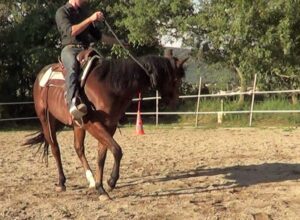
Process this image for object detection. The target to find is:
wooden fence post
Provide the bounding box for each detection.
[249,74,257,126]
[156,90,159,127]
[195,76,202,127]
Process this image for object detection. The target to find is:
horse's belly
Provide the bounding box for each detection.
[47,87,72,125]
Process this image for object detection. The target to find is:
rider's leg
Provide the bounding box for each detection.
[61,46,87,118]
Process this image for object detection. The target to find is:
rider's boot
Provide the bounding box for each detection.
[69,96,87,119]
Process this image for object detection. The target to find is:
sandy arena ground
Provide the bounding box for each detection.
[0,127,300,219]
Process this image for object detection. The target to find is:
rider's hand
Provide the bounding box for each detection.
[89,11,104,22]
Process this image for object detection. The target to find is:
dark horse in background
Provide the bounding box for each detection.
[23,51,187,199]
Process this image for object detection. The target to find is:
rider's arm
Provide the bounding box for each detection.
[56,8,103,38]
[71,17,93,37]
[55,8,72,39]
[72,12,104,36]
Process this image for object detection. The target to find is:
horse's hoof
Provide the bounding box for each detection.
[107,179,116,191]
[98,193,112,202]
[86,187,97,195]
[55,185,66,192]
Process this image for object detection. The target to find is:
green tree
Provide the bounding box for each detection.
[186,0,300,104]
[0,1,61,100]
[0,0,193,120]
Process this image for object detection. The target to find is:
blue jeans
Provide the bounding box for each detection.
[61,45,84,107]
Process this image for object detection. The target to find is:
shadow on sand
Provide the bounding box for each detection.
[118,163,300,198]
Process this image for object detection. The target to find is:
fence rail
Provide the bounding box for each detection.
[1,75,300,126]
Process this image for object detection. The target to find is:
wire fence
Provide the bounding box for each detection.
[1,75,300,126]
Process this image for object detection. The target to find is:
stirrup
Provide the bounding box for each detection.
[69,102,87,119]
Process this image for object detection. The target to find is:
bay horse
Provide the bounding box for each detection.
[23,52,187,199]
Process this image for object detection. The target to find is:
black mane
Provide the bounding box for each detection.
[93,55,173,94]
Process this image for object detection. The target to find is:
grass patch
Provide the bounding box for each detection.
[1,97,299,130]
[175,97,300,127]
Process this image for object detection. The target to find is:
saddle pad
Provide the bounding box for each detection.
[39,67,64,87]
[39,56,101,87]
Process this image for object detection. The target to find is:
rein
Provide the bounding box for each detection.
[104,20,151,75]
[104,21,146,134]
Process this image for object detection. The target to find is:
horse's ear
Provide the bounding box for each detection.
[176,57,189,68]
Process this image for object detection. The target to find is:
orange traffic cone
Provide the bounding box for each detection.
[136,110,145,135]
[136,92,144,135]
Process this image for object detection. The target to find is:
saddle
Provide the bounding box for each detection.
[39,48,102,88]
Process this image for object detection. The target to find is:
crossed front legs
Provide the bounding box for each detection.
[73,127,96,189]
[75,122,122,199]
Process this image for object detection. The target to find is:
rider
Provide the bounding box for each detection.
[55,0,121,119]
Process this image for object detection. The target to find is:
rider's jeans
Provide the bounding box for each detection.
[61,45,84,108]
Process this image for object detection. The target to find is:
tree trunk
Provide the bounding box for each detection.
[234,66,246,105]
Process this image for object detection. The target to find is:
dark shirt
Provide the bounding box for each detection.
[55,3,102,47]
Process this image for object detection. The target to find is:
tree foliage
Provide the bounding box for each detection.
[0,0,192,119]
[1,0,300,121]
[185,0,300,103]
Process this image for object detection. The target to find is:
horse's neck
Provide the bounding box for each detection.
[86,60,152,114]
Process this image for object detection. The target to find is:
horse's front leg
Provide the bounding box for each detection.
[107,150,121,191]
[104,126,119,191]
[95,143,109,197]
[85,121,123,197]
[73,127,96,189]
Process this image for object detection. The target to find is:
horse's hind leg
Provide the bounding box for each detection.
[39,112,66,192]
[73,126,96,189]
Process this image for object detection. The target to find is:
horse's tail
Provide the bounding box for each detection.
[22,121,65,166]
[22,131,49,166]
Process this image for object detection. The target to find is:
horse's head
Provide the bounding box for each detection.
[140,54,187,107]
[159,56,188,107]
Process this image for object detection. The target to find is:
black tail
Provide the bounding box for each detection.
[22,131,49,166]
[22,121,65,166]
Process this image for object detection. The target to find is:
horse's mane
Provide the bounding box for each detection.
[93,55,173,94]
